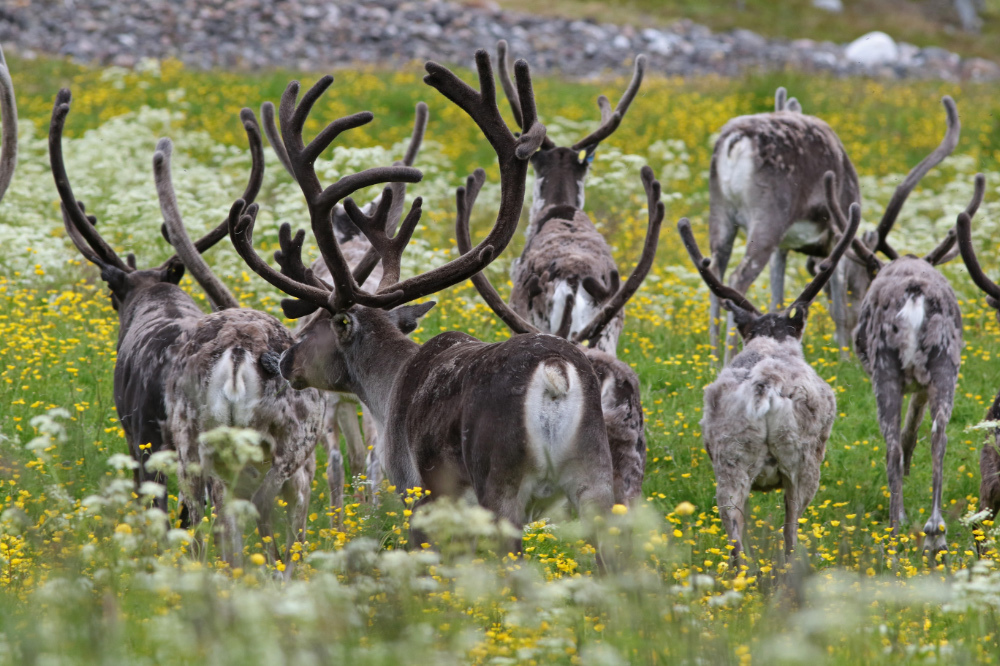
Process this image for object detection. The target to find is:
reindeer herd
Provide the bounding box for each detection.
[0,41,998,571]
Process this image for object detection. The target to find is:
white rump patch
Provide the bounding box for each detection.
[547,279,602,341]
[207,348,262,427]
[524,361,584,470]
[717,135,755,204]
[897,295,926,369]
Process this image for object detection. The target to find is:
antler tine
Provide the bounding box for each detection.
[573,165,663,346]
[874,95,961,259]
[274,223,329,288]
[956,175,1000,306]
[922,171,983,266]
[49,88,131,273]
[343,186,424,291]
[496,40,556,151]
[273,76,423,311]
[570,54,646,152]
[385,101,430,235]
[824,171,881,279]
[228,200,335,317]
[153,137,240,311]
[775,86,787,112]
[158,107,265,271]
[455,168,540,335]
[61,203,104,267]
[792,202,861,309]
[261,101,294,176]
[677,218,760,314]
[0,44,18,205]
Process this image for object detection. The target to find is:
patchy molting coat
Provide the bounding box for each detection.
[164,308,324,562]
[701,335,835,561]
[982,394,1000,521]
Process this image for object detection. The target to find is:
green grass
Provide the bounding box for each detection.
[1,54,1000,663]
[493,0,1000,61]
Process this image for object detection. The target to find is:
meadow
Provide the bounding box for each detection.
[1,53,1000,663]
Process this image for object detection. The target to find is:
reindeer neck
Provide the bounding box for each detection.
[116,283,203,346]
[343,333,420,427]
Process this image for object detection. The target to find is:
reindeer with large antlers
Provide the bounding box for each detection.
[954,177,1000,526]
[453,165,662,504]
[496,40,647,354]
[0,44,17,206]
[230,51,616,556]
[50,89,256,510]
[678,202,860,565]
[706,89,959,363]
[825,163,980,555]
[264,101,430,510]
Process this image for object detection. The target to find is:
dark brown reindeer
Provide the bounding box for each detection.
[678,200,860,566]
[952,174,1000,525]
[153,134,328,567]
[452,165,662,504]
[265,100,430,511]
[229,52,615,556]
[496,40,647,354]
[825,168,982,556]
[707,90,958,362]
[50,89,263,511]
[0,44,17,205]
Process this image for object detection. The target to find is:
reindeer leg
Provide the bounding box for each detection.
[768,248,788,311]
[708,204,737,361]
[901,390,929,476]
[337,399,367,477]
[209,477,242,567]
[325,437,345,529]
[281,469,312,579]
[716,471,751,569]
[923,368,955,560]
[251,466,286,564]
[873,361,906,532]
[826,265,850,356]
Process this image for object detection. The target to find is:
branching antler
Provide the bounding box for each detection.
[571,165,663,346]
[570,54,646,152]
[343,187,423,291]
[0,44,17,205]
[678,219,760,315]
[154,138,240,311]
[790,200,860,310]
[824,171,882,280]
[954,174,999,308]
[873,96,961,260]
[924,172,984,266]
[496,40,556,151]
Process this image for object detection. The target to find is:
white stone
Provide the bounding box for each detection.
[844,31,899,66]
[812,0,843,12]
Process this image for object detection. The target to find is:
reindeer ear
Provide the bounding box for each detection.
[388,301,435,335]
[100,265,129,295]
[163,261,185,285]
[722,299,757,337]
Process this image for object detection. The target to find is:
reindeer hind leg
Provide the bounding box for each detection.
[922,367,956,560]
[901,390,928,477]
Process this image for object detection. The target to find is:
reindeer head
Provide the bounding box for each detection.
[678,201,861,346]
[51,89,264,314]
[496,41,645,223]
[0,44,18,207]
[228,51,545,395]
[820,95,963,324]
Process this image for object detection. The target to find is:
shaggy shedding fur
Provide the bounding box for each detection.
[702,335,835,564]
[0,44,17,205]
[708,108,860,359]
[982,394,1000,523]
[587,349,646,504]
[510,209,623,353]
[853,257,961,551]
[165,309,324,565]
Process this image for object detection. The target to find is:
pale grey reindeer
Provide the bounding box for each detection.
[496,40,647,354]
[678,201,860,566]
[709,93,961,362]
[949,175,1000,526]
[453,165,662,504]
[153,133,330,568]
[264,100,429,514]
[0,44,16,205]
[825,167,982,555]
[50,89,262,514]
[229,52,615,556]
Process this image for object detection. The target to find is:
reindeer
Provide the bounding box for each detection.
[264,100,429,512]
[825,166,982,556]
[452,165,662,504]
[0,44,17,205]
[229,52,615,556]
[153,135,328,567]
[949,176,1000,525]
[495,40,646,355]
[49,89,265,511]
[677,199,860,566]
